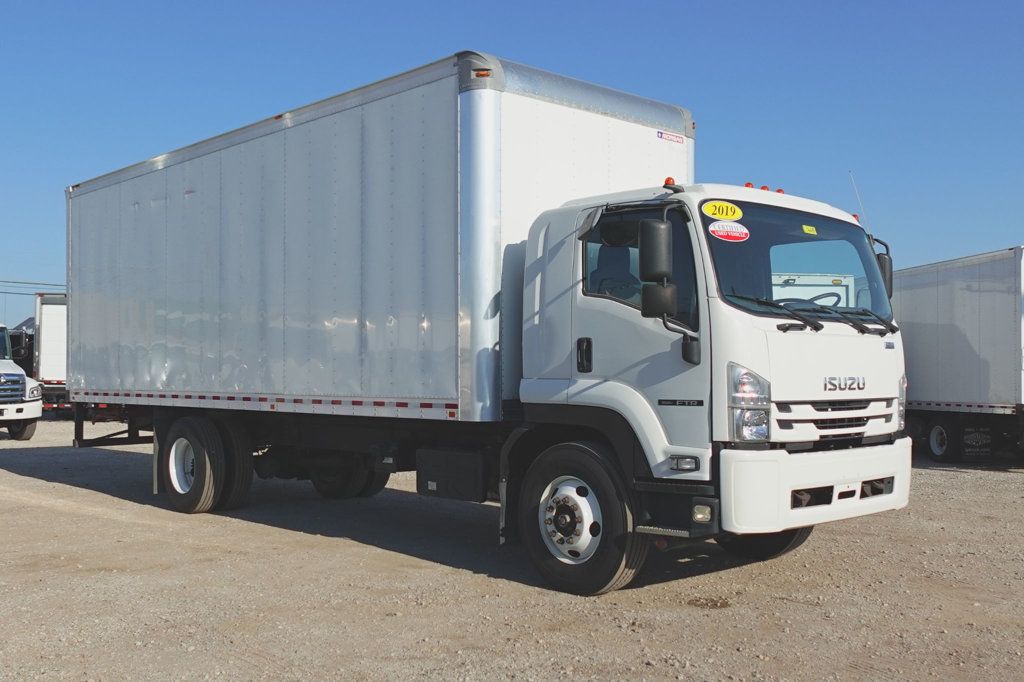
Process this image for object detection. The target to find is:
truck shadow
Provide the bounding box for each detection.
[0,444,747,591]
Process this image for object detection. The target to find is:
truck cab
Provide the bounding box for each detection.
[516,181,910,577]
[0,325,42,440]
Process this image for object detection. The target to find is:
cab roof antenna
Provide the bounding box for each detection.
[848,170,874,239]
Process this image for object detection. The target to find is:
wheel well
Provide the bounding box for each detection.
[500,414,638,544]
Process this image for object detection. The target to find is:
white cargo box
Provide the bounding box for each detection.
[34,293,67,385]
[67,51,694,422]
[892,247,1023,414]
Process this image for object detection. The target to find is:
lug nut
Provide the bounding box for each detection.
[544,518,553,525]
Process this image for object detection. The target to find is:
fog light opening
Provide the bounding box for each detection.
[692,504,712,523]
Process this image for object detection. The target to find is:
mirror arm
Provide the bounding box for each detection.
[661,314,698,340]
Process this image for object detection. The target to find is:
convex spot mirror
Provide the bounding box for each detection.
[641,282,677,318]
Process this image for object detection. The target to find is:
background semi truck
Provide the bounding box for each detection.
[68,51,911,594]
[0,325,42,440]
[893,247,1024,461]
[33,293,69,410]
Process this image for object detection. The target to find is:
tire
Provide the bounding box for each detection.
[8,419,37,441]
[518,441,648,595]
[310,464,371,499]
[214,420,254,510]
[160,416,226,513]
[926,418,962,462]
[358,470,390,498]
[716,526,813,561]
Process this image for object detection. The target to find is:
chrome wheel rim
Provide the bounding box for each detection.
[538,476,603,564]
[169,437,197,494]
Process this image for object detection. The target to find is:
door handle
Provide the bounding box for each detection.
[577,337,593,373]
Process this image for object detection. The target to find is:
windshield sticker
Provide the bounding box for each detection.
[702,200,743,221]
[802,224,818,235]
[708,221,749,242]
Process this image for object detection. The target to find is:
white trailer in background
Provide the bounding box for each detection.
[34,293,69,409]
[68,51,910,594]
[893,247,1024,461]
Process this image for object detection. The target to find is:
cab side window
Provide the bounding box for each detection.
[583,208,700,331]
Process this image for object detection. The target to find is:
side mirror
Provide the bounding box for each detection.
[639,219,672,282]
[641,282,677,318]
[682,336,701,365]
[12,346,27,360]
[876,252,893,299]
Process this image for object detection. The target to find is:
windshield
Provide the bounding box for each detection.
[0,330,9,360]
[700,199,893,322]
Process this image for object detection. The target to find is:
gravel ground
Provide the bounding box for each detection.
[1,419,1022,680]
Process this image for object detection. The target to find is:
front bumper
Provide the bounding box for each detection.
[720,437,911,533]
[0,399,43,422]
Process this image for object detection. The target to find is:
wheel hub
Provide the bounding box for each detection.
[169,437,197,494]
[539,477,602,564]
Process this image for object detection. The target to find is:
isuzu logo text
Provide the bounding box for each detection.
[823,376,866,391]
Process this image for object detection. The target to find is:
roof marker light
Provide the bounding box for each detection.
[776,188,785,194]
[760,185,770,191]
[852,213,860,222]
[744,182,754,188]
[473,69,492,78]
[664,176,675,186]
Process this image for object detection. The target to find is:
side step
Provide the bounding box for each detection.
[635,525,691,538]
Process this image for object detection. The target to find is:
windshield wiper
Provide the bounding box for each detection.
[847,307,899,334]
[724,294,824,331]
[784,303,885,336]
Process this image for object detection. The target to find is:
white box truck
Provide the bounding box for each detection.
[68,51,911,594]
[0,325,42,440]
[33,293,69,409]
[893,247,1024,461]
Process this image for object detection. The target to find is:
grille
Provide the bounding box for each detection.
[813,417,869,430]
[0,374,26,403]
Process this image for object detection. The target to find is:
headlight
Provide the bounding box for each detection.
[28,384,42,399]
[897,374,907,431]
[729,363,770,442]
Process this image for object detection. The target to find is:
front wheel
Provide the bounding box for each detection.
[7,419,37,441]
[518,441,648,595]
[715,526,813,561]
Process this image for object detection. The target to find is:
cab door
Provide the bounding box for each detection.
[569,204,712,480]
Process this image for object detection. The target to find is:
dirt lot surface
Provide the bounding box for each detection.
[1,420,1022,680]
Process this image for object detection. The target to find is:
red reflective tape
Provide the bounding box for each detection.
[420,402,433,409]
[242,396,252,402]
[227,396,236,401]
[275,397,285,403]
[102,392,109,396]
[396,401,408,408]
[112,392,120,397]
[331,399,342,405]
[146,394,154,398]
[258,397,268,403]
[445,403,458,410]
[158,394,166,398]
[312,399,322,405]
[352,400,363,406]
[198,395,207,400]
[373,401,385,407]
[212,396,221,400]
[171,394,179,399]
[293,398,303,404]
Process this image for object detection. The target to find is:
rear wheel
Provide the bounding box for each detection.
[310,464,371,499]
[358,470,390,497]
[518,441,648,595]
[716,526,813,561]
[215,420,254,510]
[160,416,226,513]
[927,418,962,462]
[7,419,37,441]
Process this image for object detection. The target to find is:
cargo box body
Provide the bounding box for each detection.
[67,51,693,422]
[892,247,1024,413]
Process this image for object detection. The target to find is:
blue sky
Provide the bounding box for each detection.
[1,0,1021,325]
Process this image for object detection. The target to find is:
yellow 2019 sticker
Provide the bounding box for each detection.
[802,225,818,235]
[702,200,743,221]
